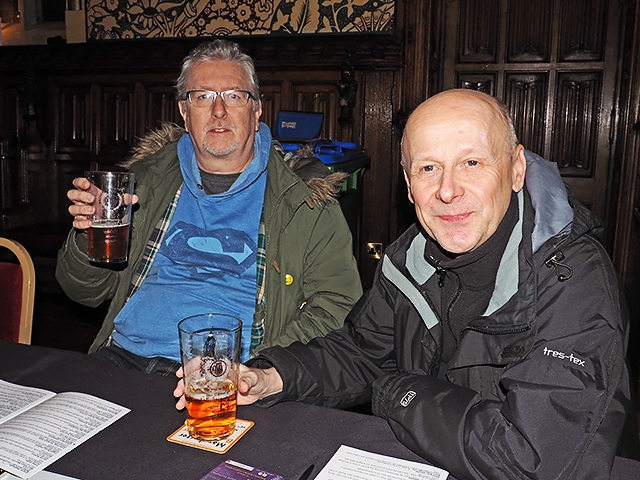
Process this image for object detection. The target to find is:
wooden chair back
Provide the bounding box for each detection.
[0,237,35,344]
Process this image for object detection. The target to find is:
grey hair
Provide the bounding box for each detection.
[176,39,260,110]
[494,97,519,158]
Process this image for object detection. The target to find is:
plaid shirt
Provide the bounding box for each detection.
[124,184,268,352]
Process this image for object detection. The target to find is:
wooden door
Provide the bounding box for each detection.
[442,0,622,221]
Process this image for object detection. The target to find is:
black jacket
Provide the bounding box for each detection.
[253,151,630,479]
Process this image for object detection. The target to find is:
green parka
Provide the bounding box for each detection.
[55,124,363,355]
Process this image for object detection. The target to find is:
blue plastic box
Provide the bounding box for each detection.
[273,111,324,139]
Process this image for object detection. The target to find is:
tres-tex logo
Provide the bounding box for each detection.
[542,346,586,367]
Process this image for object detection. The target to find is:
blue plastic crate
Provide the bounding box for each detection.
[273,111,324,139]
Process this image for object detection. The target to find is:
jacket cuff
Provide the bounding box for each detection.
[371,371,410,419]
[74,229,89,253]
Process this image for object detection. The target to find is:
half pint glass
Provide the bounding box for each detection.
[85,171,135,263]
[178,314,242,441]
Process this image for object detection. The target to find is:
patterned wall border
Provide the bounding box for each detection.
[86,0,395,40]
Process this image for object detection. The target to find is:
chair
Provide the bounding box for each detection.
[0,237,35,344]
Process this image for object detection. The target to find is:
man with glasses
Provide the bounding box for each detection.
[56,39,362,374]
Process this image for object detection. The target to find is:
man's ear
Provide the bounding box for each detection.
[253,101,262,132]
[403,169,415,204]
[178,101,189,132]
[511,145,527,192]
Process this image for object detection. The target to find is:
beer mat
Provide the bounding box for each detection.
[198,459,285,480]
[167,419,254,453]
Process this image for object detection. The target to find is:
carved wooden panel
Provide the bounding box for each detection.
[456,73,496,95]
[443,0,621,221]
[54,83,92,155]
[258,72,343,140]
[0,83,21,213]
[551,72,601,177]
[0,84,21,148]
[360,70,397,288]
[457,0,500,63]
[257,83,284,133]
[611,2,640,289]
[293,84,339,139]
[0,155,16,211]
[140,82,182,132]
[504,73,548,154]
[558,0,608,62]
[97,83,136,160]
[507,0,552,62]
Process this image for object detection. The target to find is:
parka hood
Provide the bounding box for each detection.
[523,149,604,252]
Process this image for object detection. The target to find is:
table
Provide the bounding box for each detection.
[1,341,639,480]
[0,342,442,480]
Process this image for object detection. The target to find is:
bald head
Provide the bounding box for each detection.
[401,89,518,172]
[400,89,526,254]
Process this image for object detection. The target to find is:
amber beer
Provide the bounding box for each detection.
[184,378,237,441]
[178,314,242,441]
[85,171,135,263]
[87,221,131,263]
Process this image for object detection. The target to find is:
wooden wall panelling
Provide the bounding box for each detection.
[507,0,552,63]
[258,82,285,131]
[53,78,93,222]
[138,77,183,134]
[0,82,22,216]
[293,81,339,140]
[257,71,346,138]
[0,76,49,230]
[558,0,608,62]
[551,72,601,175]
[97,81,137,163]
[504,73,548,156]
[391,0,446,241]
[456,73,496,95]
[442,0,621,222]
[457,0,500,64]
[395,0,431,114]
[359,70,397,289]
[257,70,369,271]
[53,80,93,158]
[612,0,640,288]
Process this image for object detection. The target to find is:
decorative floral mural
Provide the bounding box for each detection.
[86,0,395,40]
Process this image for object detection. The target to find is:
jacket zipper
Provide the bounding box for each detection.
[464,323,531,336]
[422,287,443,376]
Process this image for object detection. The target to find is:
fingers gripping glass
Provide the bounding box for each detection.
[186,89,254,108]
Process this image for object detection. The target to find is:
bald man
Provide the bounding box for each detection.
[175,89,631,479]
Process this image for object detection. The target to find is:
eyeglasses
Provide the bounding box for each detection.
[185,89,255,108]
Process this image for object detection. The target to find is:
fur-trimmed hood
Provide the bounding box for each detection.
[122,122,349,207]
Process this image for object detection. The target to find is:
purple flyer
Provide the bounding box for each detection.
[199,459,285,480]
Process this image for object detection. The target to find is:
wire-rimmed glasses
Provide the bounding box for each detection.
[186,89,254,108]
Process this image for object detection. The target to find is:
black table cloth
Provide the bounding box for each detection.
[1,341,638,480]
[0,342,439,480]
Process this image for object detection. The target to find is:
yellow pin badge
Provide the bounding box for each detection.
[285,274,294,286]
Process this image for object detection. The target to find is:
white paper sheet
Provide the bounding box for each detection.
[314,445,448,480]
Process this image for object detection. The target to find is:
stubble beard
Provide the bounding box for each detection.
[201,126,238,158]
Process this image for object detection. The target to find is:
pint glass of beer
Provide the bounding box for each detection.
[85,171,135,263]
[178,314,242,441]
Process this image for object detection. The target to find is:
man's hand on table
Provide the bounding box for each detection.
[173,364,284,410]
